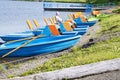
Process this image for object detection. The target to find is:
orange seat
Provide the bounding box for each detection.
[73,13,79,19]
[66,19,76,28]
[48,24,60,36]
[79,15,87,22]
[73,12,82,19]
[92,11,100,16]
[62,22,73,31]
[96,11,100,15]
[66,19,73,23]
[73,12,87,22]
[75,12,82,16]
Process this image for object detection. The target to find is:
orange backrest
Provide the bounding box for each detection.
[66,19,73,23]
[79,15,87,22]
[63,22,73,31]
[92,11,100,16]
[96,11,100,14]
[66,19,76,28]
[75,12,82,16]
[91,11,96,16]
[73,13,79,18]
[73,12,82,19]
[48,24,60,36]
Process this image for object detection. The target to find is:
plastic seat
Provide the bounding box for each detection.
[48,24,60,36]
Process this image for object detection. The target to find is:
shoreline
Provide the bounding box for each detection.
[0,1,119,79]
[0,21,100,79]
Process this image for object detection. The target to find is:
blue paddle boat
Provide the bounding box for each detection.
[0,26,51,42]
[0,24,81,57]
[0,21,88,42]
[0,19,52,42]
[59,22,88,35]
[74,17,97,27]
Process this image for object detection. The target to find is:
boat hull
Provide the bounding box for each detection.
[74,17,97,27]
[0,26,51,42]
[0,31,34,41]
[0,35,80,57]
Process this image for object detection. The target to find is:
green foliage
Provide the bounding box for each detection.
[112,8,120,13]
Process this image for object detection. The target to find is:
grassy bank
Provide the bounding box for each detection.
[112,8,120,13]
[20,14,120,76]
[99,14,120,34]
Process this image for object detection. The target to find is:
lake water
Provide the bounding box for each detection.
[0,1,87,42]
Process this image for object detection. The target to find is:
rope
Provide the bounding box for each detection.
[6,36,33,44]
[1,34,42,58]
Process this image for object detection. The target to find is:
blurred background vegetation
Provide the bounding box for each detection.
[16,0,120,5]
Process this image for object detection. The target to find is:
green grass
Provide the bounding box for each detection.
[20,37,120,76]
[0,64,7,72]
[7,75,15,78]
[0,64,3,72]
[99,14,120,34]
[19,14,120,77]
[112,8,120,13]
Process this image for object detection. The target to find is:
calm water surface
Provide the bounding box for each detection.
[0,1,88,42]
[0,1,75,35]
